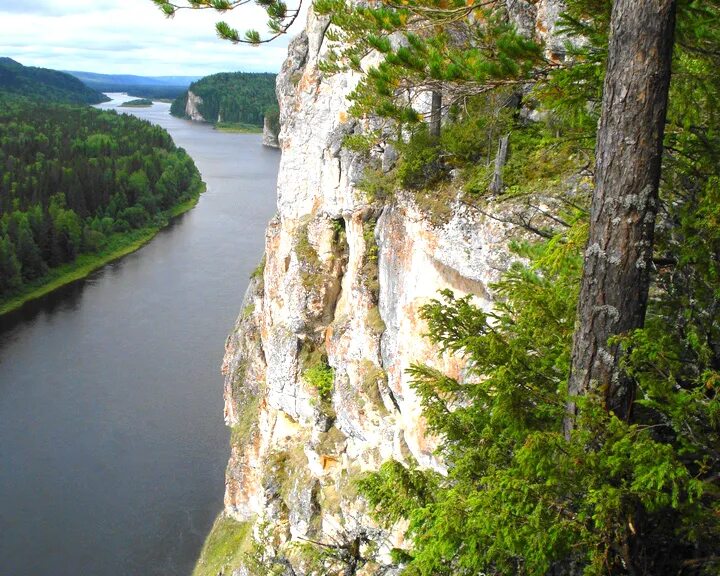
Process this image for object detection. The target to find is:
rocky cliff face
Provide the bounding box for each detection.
[262,115,280,148]
[202,3,566,575]
[185,90,205,122]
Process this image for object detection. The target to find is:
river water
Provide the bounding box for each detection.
[0,94,279,575]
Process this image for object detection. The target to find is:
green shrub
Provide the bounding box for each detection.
[358,167,396,203]
[251,256,265,280]
[304,361,335,401]
[395,125,443,190]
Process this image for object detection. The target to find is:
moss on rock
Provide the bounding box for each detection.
[192,515,253,576]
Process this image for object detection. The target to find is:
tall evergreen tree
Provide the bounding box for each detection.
[566,0,677,427]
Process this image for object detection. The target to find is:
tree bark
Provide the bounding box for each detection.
[489,133,510,195]
[565,0,677,435]
[429,90,442,138]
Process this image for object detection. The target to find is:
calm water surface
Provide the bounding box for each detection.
[0,94,279,575]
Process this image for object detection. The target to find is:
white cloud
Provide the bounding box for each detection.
[0,0,306,75]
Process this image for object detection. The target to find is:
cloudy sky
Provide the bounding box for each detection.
[0,0,306,76]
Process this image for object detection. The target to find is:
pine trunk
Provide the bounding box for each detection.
[566,0,677,433]
[489,134,509,195]
[429,90,442,138]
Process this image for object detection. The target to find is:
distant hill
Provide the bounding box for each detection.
[66,71,201,100]
[170,72,277,127]
[0,57,108,104]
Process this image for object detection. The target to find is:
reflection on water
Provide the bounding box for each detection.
[0,209,192,343]
[0,94,279,576]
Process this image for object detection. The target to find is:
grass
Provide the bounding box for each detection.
[250,255,266,280]
[192,515,253,576]
[0,192,201,317]
[295,221,326,289]
[214,122,263,134]
[230,393,260,448]
[264,443,311,505]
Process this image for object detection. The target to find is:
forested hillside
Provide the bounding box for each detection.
[0,96,203,309]
[0,58,108,105]
[170,72,277,126]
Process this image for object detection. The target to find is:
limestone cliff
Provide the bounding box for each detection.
[185,90,205,122]
[263,115,280,148]
[199,3,567,575]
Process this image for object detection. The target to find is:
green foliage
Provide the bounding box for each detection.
[238,520,292,576]
[170,71,277,126]
[531,0,611,132]
[314,0,544,130]
[354,7,720,568]
[264,442,312,508]
[153,0,302,45]
[357,167,394,204]
[119,98,153,107]
[214,121,263,133]
[435,90,515,167]
[192,515,253,576]
[169,1,720,573]
[230,392,260,447]
[264,104,280,134]
[0,96,203,306]
[304,360,334,402]
[360,226,719,574]
[295,221,323,288]
[250,255,266,280]
[0,57,108,105]
[394,125,443,190]
[66,70,193,100]
[499,121,591,197]
[361,216,381,300]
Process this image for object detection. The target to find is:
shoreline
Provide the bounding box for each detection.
[0,192,202,317]
[214,123,262,134]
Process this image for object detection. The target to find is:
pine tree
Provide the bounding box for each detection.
[150,0,303,44]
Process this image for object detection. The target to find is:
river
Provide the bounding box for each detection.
[0,94,279,575]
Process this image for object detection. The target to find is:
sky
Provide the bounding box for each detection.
[0,0,306,76]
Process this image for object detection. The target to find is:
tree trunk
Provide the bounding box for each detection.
[489,134,510,195]
[565,0,677,434]
[429,90,442,138]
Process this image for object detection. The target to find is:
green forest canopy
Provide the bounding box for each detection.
[0,57,108,105]
[0,94,203,301]
[170,71,277,126]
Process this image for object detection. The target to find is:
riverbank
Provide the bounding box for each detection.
[214,122,262,133]
[0,191,202,317]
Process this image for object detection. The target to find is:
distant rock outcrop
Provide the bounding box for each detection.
[170,72,277,128]
[184,90,205,122]
[262,113,280,148]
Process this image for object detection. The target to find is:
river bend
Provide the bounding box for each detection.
[0,94,279,576]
